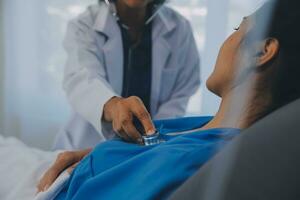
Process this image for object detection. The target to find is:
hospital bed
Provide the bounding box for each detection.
[170,98,300,200]
[2,99,299,200]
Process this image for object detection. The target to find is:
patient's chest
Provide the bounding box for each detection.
[57,117,240,200]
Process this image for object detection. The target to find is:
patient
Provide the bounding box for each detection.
[36,0,300,199]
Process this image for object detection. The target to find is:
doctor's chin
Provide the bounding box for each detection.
[0,0,299,200]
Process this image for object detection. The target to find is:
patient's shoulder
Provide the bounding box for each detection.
[154,116,213,133]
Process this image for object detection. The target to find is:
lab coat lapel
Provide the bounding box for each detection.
[92,4,177,109]
[151,10,176,115]
[93,4,123,95]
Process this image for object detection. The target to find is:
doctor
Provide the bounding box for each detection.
[54,0,200,150]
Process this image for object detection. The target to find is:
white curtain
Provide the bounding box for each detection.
[1,0,264,149]
[2,0,96,149]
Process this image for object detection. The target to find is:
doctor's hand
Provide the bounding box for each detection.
[37,148,92,193]
[103,96,156,144]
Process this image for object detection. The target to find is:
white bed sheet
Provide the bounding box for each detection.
[0,135,69,200]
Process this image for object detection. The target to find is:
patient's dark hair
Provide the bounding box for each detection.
[249,0,300,123]
[267,0,300,108]
[98,0,166,5]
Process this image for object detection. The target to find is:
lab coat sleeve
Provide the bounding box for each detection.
[154,22,201,119]
[63,20,116,137]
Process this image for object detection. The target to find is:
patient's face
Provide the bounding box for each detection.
[207,17,253,97]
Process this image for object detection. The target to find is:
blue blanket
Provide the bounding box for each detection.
[56,117,240,200]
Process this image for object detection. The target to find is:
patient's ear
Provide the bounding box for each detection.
[254,38,279,68]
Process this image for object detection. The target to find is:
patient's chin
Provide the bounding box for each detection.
[206,78,222,97]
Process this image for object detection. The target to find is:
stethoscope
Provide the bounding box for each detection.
[104,0,164,29]
[142,129,198,146]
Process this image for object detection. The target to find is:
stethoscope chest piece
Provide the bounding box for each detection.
[142,131,165,146]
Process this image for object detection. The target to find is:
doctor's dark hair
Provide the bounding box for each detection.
[248,0,300,124]
[98,0,166,6]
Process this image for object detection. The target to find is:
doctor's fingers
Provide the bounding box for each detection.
[112,119,132,142]
[113,113,143,143]
[118,110,144,142]
[129,99,155,135]
[121,121,144,144]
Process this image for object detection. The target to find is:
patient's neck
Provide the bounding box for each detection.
[202,81,255,130]
[201,94,234,130]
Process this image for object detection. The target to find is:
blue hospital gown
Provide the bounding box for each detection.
[55,117,240,200]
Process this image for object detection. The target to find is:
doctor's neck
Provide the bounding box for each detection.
[115,1,148,31]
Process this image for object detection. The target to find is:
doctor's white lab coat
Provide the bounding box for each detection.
[54,3,200,150]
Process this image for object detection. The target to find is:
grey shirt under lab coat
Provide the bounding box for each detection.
[54,3,201,150]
